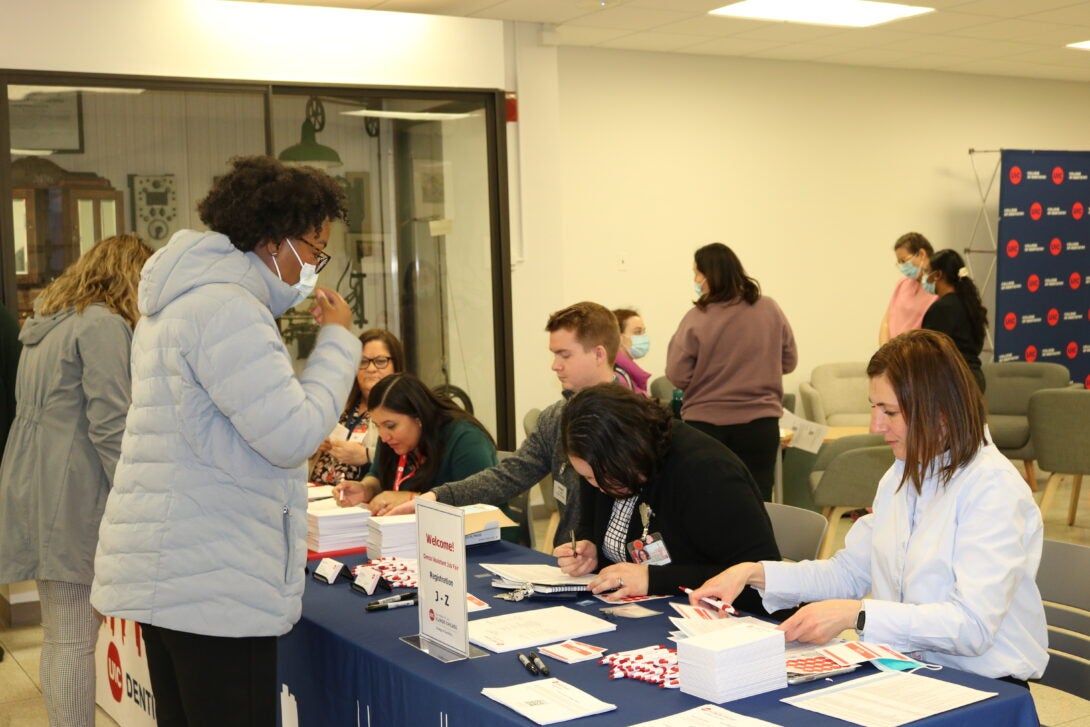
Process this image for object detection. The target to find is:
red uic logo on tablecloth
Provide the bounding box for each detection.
[1027,274,1040,293]
[1050,238,1062,256]
[1009,166,1023,184]
[1025,345,1038,362]
[1004,313,1017,331]
[1052,166,1065,184]
[1006,239,1019,257]
[1030,203,1043,220]
[1048,309,1060,326]
[1067,342,1079,359]
[1074,202,1085,220]
[1070,272,1082,290]
[107,642,123,702]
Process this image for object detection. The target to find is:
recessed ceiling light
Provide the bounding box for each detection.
[709,0,934,28]
[1067,40,1090,51]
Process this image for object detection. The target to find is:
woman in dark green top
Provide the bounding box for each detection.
[333,373,497,514]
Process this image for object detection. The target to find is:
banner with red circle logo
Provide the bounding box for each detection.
[997,150,1090,388]
[94,617,158,726]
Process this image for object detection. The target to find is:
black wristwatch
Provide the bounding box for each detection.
[855,603,866,633]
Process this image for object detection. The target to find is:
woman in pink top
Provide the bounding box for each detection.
[612,308,652,396]
[880,231,936,344]
[666,243,797,501]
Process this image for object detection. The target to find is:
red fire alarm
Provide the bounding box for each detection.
[505,91,518,122]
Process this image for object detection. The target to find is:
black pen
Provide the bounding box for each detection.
[528,651,549,676]
[371,591,418,606]
[366,598,417,612]
[517,652,539,676]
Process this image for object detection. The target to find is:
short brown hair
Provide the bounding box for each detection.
[893,232,933,256]
[546,302,620,366]
[612,308,640,333]
[867,329,986,493]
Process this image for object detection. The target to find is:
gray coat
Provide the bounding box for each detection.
[0,304,133,585]
[91,230,360,637]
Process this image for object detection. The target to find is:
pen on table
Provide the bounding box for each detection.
[366,598,417,612]
[370,591,417,606]
[679,587,738,616]
[517,652,539,676]
[528,652,549,676]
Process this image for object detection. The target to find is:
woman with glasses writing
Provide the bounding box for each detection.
[333,373,498,515]
[310,329,405,484]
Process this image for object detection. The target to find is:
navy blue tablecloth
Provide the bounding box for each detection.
[278,541,1039,726]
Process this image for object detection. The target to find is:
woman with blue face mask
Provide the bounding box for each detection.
[612,308,652,396]
[920,249,988,392]
[91,156,361,726]
[880,231,936,344]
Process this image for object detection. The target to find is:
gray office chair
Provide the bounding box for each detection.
[522,408,558,553]
[810,439,895,558]
[649,376,676,408]
[764,502,827,562]
[983,361,1070,489]
[799,362,871,427]
[1036,539,1090,700]
[497,451,532,548]
[1030,388,1090,526]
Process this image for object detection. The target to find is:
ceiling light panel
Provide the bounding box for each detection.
[709,0,934,28]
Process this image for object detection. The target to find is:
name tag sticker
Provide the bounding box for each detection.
[553,481,568,505]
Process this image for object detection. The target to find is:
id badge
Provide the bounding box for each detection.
[627,532,671,565]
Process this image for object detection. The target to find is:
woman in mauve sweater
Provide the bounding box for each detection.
[666,243,797,501]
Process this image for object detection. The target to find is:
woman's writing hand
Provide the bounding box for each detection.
[553,539,598,577]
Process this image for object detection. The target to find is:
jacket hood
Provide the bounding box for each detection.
[19,308,75,346]
[139,230,299,318]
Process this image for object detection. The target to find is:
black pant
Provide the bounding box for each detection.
[684,417,779,502]
[140,623,276,727]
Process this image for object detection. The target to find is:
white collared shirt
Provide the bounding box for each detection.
[761,442,1048,680]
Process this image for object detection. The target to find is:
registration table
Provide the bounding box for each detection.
[278,541,1038,726]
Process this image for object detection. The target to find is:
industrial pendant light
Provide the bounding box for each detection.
[278,96,342,169]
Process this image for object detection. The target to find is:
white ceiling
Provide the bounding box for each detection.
[245,0,1090,82]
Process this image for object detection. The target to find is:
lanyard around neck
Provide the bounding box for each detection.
[393,453,418,492]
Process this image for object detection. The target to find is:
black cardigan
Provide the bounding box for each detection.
[574,420,781,616]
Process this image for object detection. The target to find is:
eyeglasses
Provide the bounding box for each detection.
[359,356,392,370]
[291,237,331,274]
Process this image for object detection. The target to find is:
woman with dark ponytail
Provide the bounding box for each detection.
[921,249,988,391]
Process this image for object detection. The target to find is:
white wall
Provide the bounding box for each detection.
[510,45,1090,412]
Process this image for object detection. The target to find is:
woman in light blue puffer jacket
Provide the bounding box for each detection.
[91,156,361,725]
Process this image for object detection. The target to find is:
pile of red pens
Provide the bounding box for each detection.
[600,645,679,689]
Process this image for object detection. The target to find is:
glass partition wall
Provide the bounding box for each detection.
[0,74,513,446]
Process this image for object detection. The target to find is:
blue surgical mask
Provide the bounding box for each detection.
[921,276,937,295]
[694,282,705,297]
[272,238,319,308]
[873,657,942,674]
[898,259,921,279]
[628,334,650,359]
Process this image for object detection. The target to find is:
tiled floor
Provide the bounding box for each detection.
[1,471,1087,726]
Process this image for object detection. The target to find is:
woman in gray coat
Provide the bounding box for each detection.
[0,233,152,727]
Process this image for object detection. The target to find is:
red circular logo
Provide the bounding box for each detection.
[1048,308,1060,326]
[107,642,123,702]
[1070,272,1082,290]
[1052,166,1065,184]
[1050,238,1062,256]
[1067,341,1078,359]
[1004,312,1017,331]
[1006,239,1019,258]
[428,609,436,622]
[1025,345,1038,362]
[1085,373,1090,389]
[1075,202,1086,220]
[1029,202,1042,220]
[1009,166,1023,184]
[1027,274,1040,292]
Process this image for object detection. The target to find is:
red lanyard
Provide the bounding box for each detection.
[393,454,417,492]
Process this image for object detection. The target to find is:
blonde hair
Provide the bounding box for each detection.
[35,233,153,328]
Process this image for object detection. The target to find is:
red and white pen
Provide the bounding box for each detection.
[679,587,738,616]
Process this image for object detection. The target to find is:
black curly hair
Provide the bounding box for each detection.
[198,156,348,252]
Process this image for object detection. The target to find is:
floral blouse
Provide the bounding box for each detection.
[309,409,371,484]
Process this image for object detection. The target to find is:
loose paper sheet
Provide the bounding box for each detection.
[469,605,615,653]
[629,704,783,727]
[481,678,616,725]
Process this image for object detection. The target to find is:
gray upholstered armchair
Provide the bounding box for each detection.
[799,363,871,427]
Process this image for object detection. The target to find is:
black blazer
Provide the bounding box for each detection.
[575,420,781,616]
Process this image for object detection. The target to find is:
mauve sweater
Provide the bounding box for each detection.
[665,296,797,426]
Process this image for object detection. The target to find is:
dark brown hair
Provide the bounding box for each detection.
[694,243,760,310]
[612,308,640,333]
[343,329,406,418]
[562,384,672,498]
[198,156,347,252]
[545,302,620,366]
[867,329,986,493]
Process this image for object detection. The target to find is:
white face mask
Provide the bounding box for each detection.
[272,238,319,308]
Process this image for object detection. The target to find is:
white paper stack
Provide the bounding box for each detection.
[677,621,786,703]
[366,514,417,559]
[305,500,370,552]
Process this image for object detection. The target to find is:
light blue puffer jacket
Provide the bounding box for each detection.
[91,230,360,637]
